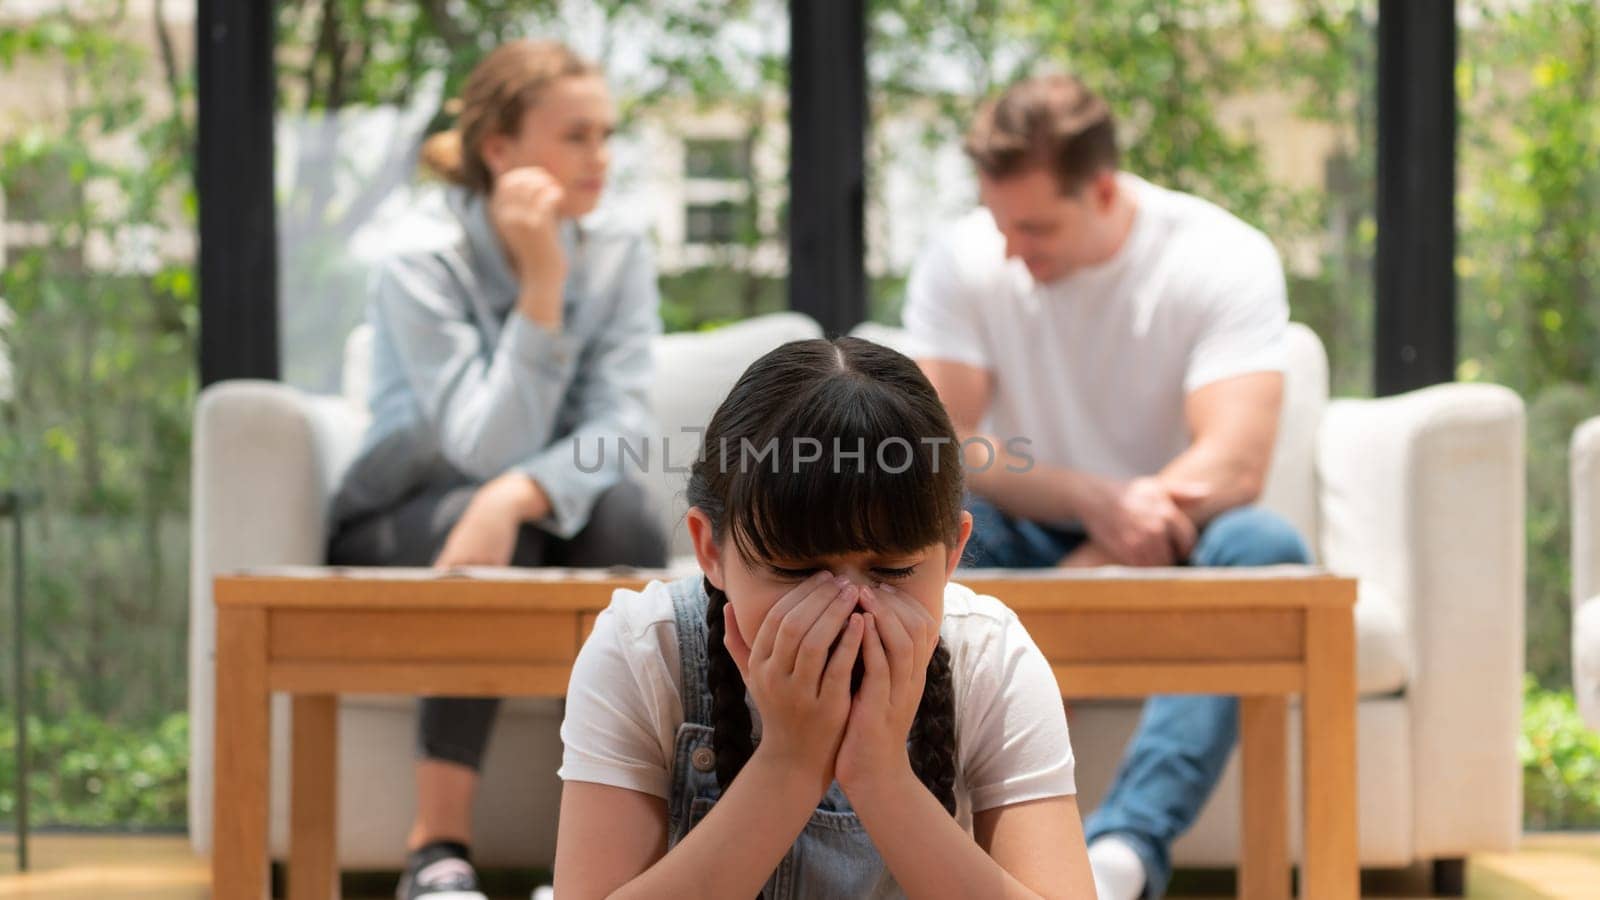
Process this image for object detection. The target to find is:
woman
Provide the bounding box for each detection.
[328,39,666,900]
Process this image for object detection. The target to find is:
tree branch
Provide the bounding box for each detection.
[151,0,192,173]
[420,0,471,54]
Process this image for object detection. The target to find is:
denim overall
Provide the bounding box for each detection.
[664,575,902,898]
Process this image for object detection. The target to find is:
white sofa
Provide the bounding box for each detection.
[1570,418,1600,729]
[190,312,1524,885]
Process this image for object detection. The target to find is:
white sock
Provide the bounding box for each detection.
[1088,835,1147,900]
[531,886,554,900]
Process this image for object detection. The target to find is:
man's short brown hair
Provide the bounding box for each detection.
[963,74,1119,195]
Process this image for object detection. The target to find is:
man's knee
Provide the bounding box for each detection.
[1192,507,1310,568]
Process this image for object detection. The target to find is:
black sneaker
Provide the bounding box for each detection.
[397,841,488,900]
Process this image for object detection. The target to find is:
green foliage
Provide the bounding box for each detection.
[1457,0,1600,691]
[659,268,785,333]
[0,2,196,732]
[1525,384,1599,689]
[0,711,189,829]
[1522,677,1600,830]
[1458,0,1600,396]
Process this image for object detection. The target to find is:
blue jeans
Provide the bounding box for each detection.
[961,499,1311,899]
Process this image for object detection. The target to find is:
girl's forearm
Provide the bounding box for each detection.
[848,768,1044,900]
[611,750,821,900]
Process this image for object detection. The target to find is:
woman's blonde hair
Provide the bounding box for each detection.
[419,39,600,194]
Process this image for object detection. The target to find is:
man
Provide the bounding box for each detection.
[903,73,1311,900]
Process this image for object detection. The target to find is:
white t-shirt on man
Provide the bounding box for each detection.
[558,578,1077,832]
[902,173,1288,488]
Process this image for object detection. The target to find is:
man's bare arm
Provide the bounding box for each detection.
[1159,371,1284,528]
[917,358,1106,525]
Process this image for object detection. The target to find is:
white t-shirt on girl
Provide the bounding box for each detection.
[901,173,1289,485]
[558,578,1077,832]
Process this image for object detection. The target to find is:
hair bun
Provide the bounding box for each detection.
[419,129,468,186]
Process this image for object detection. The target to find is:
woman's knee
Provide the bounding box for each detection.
[565,480,668,567]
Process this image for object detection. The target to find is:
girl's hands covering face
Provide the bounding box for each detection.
[834,582,942,793]
[721,571,865,795]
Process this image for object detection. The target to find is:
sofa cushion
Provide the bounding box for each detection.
[342,324,375,413]
[848,320,915,355]
[641,313,824,559]
[1258,323,1327,558]
[1355,581,1411,696]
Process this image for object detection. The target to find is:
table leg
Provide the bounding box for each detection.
[1301,605,1358,899]
[290,694,340,900]
[1240,695,1290,900]
[213,606,270,900]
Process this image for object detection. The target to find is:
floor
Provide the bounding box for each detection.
[1,832,1598,898]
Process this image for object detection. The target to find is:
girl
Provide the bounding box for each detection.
[326,40,666,900]
[553,337,1094,897]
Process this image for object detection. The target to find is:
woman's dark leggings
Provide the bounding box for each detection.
[327,478,668,770]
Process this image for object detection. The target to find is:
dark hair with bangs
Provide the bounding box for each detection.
[685,336,963,816]
[711,339,964,567]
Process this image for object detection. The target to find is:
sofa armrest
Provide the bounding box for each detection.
[1570,418,1600,727]
[187,380,366,853]
[1317,383,1524,856]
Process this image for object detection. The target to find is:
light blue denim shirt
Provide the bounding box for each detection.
[331,187,660,539]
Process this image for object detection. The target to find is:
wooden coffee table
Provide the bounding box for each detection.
[210,564,1356,900]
